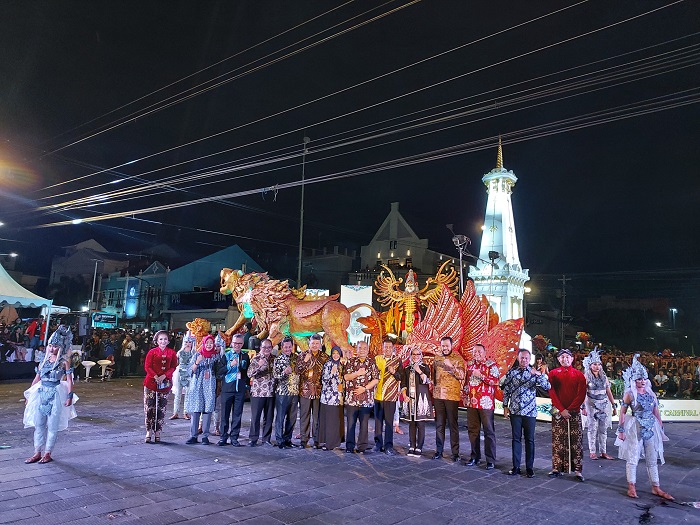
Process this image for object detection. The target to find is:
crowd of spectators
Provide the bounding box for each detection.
[536,346,700,400]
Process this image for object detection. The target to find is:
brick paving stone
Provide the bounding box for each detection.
[0,507,38,524]
[120,510,189,525]
[83,495,152,515]
[10,507,91,525]
[0,491,61,511]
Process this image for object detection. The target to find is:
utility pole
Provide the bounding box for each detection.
[296,136,310,286]
[558,274,571,349]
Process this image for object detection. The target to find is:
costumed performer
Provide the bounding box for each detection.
[581,347,616,460]
[170,331,196,420]
[143,330,178,443]
[616,354,674,500]
[23,324,78,464]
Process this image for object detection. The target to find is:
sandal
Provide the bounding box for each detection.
[38,453,53,464]
[169,414,179,420]
[652,487,674,501]
[145,436,152,443]
[589,453,598,460]
[627,483,638,498]
[600,453,615,460]
[184,414,191,420]
[154,433,161,443]
[25,452,42,464]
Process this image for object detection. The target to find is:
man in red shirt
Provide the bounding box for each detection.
[464,344,500,469]
[548,348,587,481]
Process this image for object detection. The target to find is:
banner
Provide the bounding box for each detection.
[491,397,700,422]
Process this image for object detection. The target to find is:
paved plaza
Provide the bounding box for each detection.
[1,377,699,525]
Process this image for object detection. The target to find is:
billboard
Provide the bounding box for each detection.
[92,312,118,328]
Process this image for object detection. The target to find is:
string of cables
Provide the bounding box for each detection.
[33,84,700,229]
[37,0,421,163]
[33,31,700,215]
[34,0,592,193]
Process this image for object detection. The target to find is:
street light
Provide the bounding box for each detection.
[89,259,104,312]
[523,286,532,325]
[670,308,678,330]
[0,252,18,257]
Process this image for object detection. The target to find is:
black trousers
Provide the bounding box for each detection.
[249,396,274,443]
[299,397,321,444]
[511,415,536,471]
[345,405,372,452]
[219,389,246,441]
[374,400,396,450]
[467,407,496,463]
[275,394,298,444]
[434,398,460,456]
[409,420,426,450]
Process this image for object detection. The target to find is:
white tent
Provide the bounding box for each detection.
[0,263,52,344]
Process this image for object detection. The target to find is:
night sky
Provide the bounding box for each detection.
[2,1,699,306]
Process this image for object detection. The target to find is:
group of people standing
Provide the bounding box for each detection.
[22,326,675,501]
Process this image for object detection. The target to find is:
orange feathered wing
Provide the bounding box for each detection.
[482,318,524,401]
[406,285,462,359]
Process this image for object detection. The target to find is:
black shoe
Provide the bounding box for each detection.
[248,441,257,447]
[361,449,372,455]
[507,468,521,476]
[300,442,309,449]
[262,440,273,446]
[526,469,535,478]
[229,439,239,447]
[548,470,562,478]
[185,437,198,445]
[465,458,480,466]
[432,452,443,460]
[486,462,495,470]
[451,454,460,463]
[385,448,397,456]
[414,448,422,456]
[201,437,210,445]
[278,443,286,449]
[217,439,228,446]
[282,441,293,449]
[575,472,585,482]
[344,448,354,454]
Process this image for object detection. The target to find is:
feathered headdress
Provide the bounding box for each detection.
[47,324,73,357]
[180,330,196,350]
[622,354,648,388]
[582,347,602,373]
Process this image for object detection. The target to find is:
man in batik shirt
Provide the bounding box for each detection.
[296,333,328,448]
[502,348,551,477]
[273,337,300,449]
[247,338,276,446]
[344,341,379,454]
[374,338,403,455]
[464,343,500,469]
[432,336,466,462]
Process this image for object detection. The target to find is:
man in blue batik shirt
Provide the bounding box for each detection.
[502,348,551,478]
[215,334,249,446]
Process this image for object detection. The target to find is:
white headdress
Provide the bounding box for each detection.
[582,347,602,373]
[622,354,653,403]
[42,324,73,370]
[180,331,196,351]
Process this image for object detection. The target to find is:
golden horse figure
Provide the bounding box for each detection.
[220,268,373,355]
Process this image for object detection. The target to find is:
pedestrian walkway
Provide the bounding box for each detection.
[1,378,699,524]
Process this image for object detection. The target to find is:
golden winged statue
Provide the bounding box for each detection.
[374,260,459,336]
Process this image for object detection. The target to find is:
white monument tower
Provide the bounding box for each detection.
[469,138,529,321]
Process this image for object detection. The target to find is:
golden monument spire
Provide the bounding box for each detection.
[496,135,504,170]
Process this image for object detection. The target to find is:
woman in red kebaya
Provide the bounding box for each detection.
[143,330,178,443]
